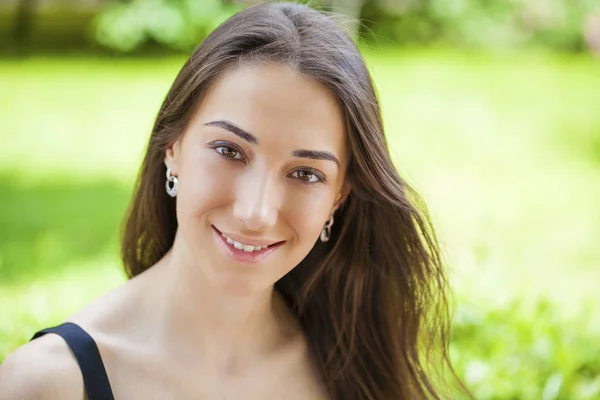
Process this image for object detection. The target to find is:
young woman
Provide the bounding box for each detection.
[0,2,466,399]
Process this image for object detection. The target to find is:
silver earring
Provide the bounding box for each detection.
[320,214,335,243]
[165,166,178,197]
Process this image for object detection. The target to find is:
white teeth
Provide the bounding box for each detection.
[220,232,270,252]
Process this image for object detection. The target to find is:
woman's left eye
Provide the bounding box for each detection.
[290,169,325,184]
[215,145,243,160]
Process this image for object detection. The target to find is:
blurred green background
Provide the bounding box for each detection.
[1,0,600,398]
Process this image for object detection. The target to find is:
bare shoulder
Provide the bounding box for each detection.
[0,274,147,400]
[0,334,85,400]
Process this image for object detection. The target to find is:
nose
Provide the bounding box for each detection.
[232,172,279,231]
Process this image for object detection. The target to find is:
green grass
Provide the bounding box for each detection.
[1,49,599,398]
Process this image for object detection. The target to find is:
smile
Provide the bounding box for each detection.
[211,226,285,263]
[220,233,272,253]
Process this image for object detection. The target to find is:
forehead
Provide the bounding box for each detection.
[191,62,348,163]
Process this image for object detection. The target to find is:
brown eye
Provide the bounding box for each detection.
[298,170,314,181]
[291,169,324,184]
[216,145,241,160]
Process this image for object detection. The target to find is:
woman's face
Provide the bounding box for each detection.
[166,62,348,294]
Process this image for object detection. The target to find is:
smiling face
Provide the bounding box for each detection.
[165,62,349,294]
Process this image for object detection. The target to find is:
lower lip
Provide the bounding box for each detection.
[211,226,284,264]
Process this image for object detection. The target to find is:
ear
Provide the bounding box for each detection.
[164,138,182,174]
[333,180,351,212]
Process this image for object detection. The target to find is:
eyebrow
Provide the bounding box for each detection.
[204,120,259,145]
[203,119,340,168]
[291,149,340,168]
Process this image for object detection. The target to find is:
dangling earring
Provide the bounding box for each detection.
[320,214,334,243]
[165,166,178,197]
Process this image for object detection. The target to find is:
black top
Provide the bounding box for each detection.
[31,322,116,400]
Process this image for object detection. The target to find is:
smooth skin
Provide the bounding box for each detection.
[0,62,350,399]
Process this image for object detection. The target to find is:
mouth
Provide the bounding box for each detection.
[211,226,285,264]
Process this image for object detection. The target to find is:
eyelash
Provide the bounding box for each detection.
[209,142,326,185]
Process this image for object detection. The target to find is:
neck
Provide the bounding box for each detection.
[143,247,298,370]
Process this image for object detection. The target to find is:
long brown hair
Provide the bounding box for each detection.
[122,2,467,398]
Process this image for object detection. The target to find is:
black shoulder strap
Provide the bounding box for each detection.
[31,322,116,400]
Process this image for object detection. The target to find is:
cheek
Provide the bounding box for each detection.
[176,153,232,222]
[282,189,333,243]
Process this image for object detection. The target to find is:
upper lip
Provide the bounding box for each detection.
[213,226,283,247]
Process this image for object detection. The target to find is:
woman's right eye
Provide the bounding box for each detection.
[215,145,243,160]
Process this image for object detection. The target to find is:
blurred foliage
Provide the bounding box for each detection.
[2,0,598,53]
[86,0,600,53]
[93,0,243,52]
[361,0,599,51]
[451,299,600,399]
